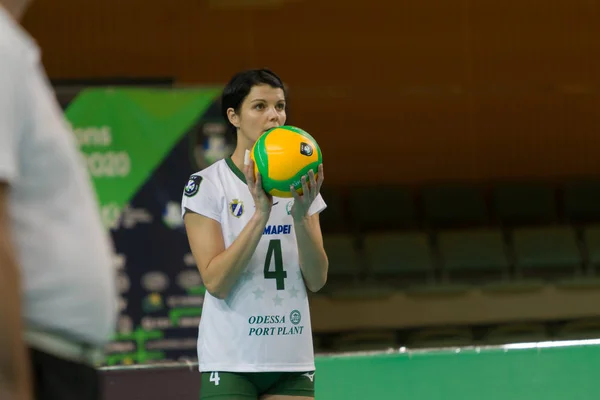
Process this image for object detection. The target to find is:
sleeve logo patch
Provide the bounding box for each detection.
[184,175,202,197]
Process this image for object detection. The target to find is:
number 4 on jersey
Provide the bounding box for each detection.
[210,372,220,386]
[264,239,287,290]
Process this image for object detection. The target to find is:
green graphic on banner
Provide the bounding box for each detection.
[64,88,221,228]
[169,307,203,326]
[105,327,165,366]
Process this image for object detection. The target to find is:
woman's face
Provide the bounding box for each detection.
[228,84,287,144]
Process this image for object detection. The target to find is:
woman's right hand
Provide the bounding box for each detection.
[245,159,272,218]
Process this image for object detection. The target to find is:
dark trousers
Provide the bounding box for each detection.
[29,348,100,400]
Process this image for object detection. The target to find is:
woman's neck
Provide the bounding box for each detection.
[230,139,254,173]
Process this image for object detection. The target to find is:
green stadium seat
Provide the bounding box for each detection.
[512,226,582,281]
[318,185,346,233]
[333,330,398,353]
[578,225,600,282]
[421,184,488,228]
[554,223,600,285]
[583,225,600,268]
[405,326,473,349]
[555,318,600,340]
[491,183,557,225]
[364,231,435,288]
[481,323,548,345]
[564,180,600,223]
[313,334,331,354]
[438,228,510,285]
[347,185,417,231]
[322,234,362,285]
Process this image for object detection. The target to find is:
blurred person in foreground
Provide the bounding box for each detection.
[0,1,117,399]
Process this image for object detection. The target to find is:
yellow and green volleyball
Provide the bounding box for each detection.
[250,126,322,198]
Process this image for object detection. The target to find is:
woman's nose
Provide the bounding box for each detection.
[267,107,279,120]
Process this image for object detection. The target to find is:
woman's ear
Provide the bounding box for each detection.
[227,108,240,129]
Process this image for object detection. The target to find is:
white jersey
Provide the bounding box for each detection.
[181,157,326,372]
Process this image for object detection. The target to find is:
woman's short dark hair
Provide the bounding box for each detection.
[221,69,286,142]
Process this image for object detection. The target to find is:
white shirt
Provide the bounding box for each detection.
[182,158,326,372]
[0,7,117,345]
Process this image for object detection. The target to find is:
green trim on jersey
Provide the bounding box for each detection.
[225,157,247,184]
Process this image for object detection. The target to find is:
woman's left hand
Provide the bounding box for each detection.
[290,164,324,221]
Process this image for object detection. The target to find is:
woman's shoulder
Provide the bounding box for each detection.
[194,159,228,179]
[186,160,230,190]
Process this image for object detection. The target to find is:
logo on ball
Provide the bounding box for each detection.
[300,142,313,156]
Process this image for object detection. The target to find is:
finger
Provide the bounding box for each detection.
[308,169,317,198]
[316,164,325,192]
[245,163,255,189]
[301,175,310,199]
[257,173,272,199]
[245,159,254,177]
[290,184,302,203]
[255,172,263,194]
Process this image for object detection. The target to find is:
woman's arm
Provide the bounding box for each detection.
[183,160,273,300]
[290,164,329,292]
[294,213,328,292]
[184,210,269,299]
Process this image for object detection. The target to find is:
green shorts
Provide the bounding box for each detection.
[200,370,315,399]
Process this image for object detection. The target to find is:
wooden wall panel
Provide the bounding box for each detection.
[22,0,600,184]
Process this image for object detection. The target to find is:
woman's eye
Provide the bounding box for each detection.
[276,103,286,110]
[255,104,265,110]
